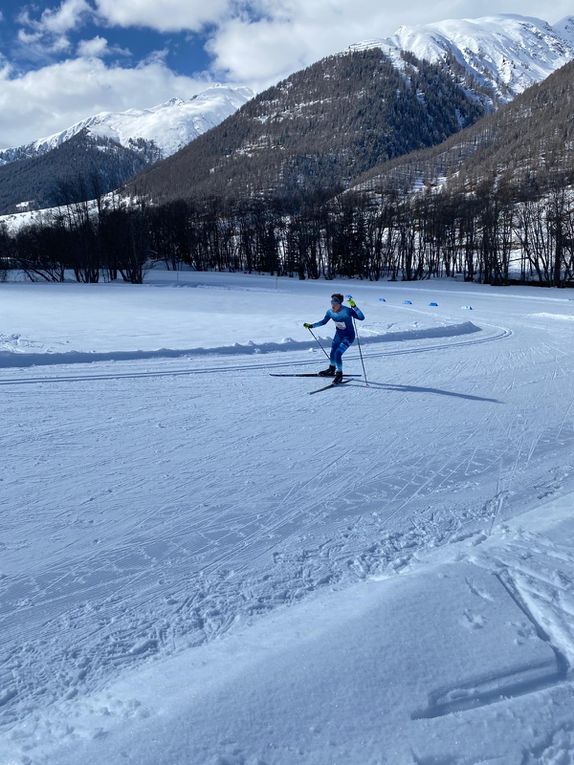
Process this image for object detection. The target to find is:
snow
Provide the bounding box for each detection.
[1,272,574,764]
[0,208,49,234]
[351,14,574,102]
[0,272,460,362]
[555,16,574,47]
[0,85,252,162]
[531,312,574,322]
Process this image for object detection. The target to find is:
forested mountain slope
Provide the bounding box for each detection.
[351,59,574,199]
[130,49,487,207]
[0,131,156,214]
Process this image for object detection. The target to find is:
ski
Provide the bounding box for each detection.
[309,379,353,395]
[269,373,360,378]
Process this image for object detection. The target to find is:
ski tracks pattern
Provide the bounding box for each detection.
[1,308,574,736]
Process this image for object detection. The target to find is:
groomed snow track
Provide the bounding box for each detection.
[2,276,573,765]
[0,320,511,386]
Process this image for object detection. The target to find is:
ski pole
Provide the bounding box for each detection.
[353,318,369,386]
[347,295,369,386]
[306,327,331,361]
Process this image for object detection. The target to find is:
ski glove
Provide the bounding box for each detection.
[303,322,313,329]
[348,298,357,308]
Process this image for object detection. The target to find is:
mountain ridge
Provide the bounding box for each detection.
[3,14,573,214]
[349,58,574,200]
[129,48,487,207]
[0,85,253,166]
[0,130,159,214]
[349,14,574,104]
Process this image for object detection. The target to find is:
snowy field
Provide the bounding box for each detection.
[1,272,574,764]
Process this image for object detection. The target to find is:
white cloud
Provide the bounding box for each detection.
[15,0,92,60]
[24,0,93,35]
[206,0,574,89]
[17,29,43,45]
[51,35,73,53]
[0,57,212,147]
[94,0,232,33]
[17,26,72,56]
[77,35,108,57]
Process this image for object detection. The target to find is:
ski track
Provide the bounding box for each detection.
[0,318,509,386]
[2,289,574,737]
[411,525,574,723]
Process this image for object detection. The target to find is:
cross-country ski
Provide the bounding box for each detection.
[309,378,353,394]
[269,372,361,378]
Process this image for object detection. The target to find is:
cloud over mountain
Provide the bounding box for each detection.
[2,1,574,147]
[0,58,214,148]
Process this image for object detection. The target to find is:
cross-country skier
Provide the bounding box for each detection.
[304,293,365,384]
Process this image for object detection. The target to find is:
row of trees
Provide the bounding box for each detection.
[1,184,573,286]
[0,195,150,284]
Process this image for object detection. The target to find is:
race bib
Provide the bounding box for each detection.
[335,321,346,330]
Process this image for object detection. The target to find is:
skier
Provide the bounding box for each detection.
[304,293,365,384]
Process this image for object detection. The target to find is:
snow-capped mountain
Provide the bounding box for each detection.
[555,16,574,46]
[351,15,574,102]
[0,85,253,166]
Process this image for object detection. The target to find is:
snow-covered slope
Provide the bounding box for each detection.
[351,14,574,102]
[0,85,252,165]
[555,16,574,46]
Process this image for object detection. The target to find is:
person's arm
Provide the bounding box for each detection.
[348,299,365,321]
[304,311,330,329]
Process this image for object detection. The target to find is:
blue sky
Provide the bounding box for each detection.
[0,0,572,147]
[0,0,213,76]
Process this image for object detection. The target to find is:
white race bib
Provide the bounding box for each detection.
[335,321,346,330]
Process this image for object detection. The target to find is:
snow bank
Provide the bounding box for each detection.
[0,321,480,368]
[530,312,574,321]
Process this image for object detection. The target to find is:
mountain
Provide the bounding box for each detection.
[555,16,574,46]
[350,59,574,199]
[0,130,160,214]
[6,14,572,215]
[130,48,487,207]
[0,85,252,213]
[0,85,252,167]
[350,14,574,104]
[129,14,574,208]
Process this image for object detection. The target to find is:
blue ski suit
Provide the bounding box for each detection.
[310,305,365,371]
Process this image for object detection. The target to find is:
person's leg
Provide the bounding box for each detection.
[318,338,338,376]
[329,337,339,367]
[333,337,352,372]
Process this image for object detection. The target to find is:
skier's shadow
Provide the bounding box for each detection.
[352,380,501,404]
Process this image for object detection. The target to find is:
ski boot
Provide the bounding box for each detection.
[318,365,336,377]
[333,370,344,385]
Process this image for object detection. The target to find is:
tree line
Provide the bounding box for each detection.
[1,182,573,287]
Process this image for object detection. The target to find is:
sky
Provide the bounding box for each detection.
[0,0,573,148]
